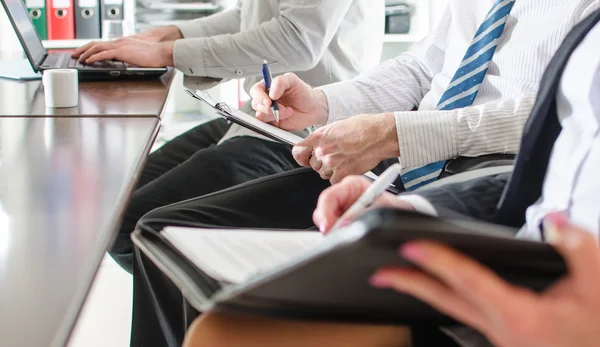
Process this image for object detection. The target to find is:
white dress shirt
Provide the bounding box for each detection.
[404,20,600,241]
[173,0,384,142]
[401,18,600,241]
[400,20,600,347]
[519,20,600,241]
[320,0,600,170]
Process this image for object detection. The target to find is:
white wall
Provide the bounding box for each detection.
[0,6,22,52]
[381,0,449,60]
[431,0,449,28]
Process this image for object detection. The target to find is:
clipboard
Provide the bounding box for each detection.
[186,89,303,148]
[186,89,383,182]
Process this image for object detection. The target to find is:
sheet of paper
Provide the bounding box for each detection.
[162,228,324,284]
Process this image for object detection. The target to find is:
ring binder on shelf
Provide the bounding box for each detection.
[74,0,100,38]
[24,0,47,39]
[101,0,123,21]
[46,0,75,39]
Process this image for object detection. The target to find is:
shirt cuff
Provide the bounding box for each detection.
[173,39,207,76]
[397,195,438,217]
[395,110,459,169]
[318,81,363,124]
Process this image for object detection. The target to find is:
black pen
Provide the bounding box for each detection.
[261,60,280,122]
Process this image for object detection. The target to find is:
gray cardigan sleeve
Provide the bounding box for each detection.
[174,2,242,39]
[172,0,353,78]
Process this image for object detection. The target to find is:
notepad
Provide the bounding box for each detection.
[162,227,324,284]
[0,59,42,81]
[132,208,566,324]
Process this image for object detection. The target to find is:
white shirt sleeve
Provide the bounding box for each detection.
[319,2,538,169]
[396,195,438,217]
[173,0,354,78]
[319,5,451,123]
[395,94,536,168]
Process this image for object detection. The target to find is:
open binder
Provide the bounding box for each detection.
[132,209,566,325]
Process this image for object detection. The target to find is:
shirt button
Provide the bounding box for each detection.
[235,69,243,76]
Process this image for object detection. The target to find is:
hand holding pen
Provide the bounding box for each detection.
[262,60,280,123]
[328,164,402,233]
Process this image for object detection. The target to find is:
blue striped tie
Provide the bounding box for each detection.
[401,0,516,191]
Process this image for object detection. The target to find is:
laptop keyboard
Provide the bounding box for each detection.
[67,59,128,70]
[45,52,127,70]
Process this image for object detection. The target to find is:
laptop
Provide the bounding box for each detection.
[0,0,168,80]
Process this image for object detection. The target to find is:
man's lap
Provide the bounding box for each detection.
[130,168,332,347]
[138,167,330,232]
[128,164,509,347]
[112,121,301,272]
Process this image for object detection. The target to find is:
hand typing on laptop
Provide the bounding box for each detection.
[72,37,174,67]
[1,0,167,79]
[128,25,184,43]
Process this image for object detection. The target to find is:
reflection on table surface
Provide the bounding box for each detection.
[0,54,174,117]
[0,116,159,347]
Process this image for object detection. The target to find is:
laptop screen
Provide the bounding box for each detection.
[1,0,46,70]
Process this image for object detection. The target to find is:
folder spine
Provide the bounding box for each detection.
[74,0,100,38]
[100,0,123,22]
[46,0,75,40]
[24,0,48,40]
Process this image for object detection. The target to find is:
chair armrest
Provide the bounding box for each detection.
[444,154,516,175]
[417,165,514,191]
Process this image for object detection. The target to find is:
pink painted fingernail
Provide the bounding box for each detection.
[400,243,426,262]
[369,273,392,288]
[319,221,327,233]
[546,212,568,228]
[544,212,568,245]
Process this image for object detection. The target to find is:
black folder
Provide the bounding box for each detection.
[131,209,566,325]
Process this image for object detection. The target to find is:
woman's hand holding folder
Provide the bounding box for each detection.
[370,213,600,347]
[315,173,600,345]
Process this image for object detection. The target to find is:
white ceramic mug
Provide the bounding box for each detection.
[42,69,79,108]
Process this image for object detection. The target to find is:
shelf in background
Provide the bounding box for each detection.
[138,1,221,11]
[42,39,107,50]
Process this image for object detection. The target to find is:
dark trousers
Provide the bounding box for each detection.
[131,168,331,347]
[110,118,300,273]
[130,168,458,347]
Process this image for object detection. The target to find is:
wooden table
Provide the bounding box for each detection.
[0,53,175,346]
[0,65,174,118]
